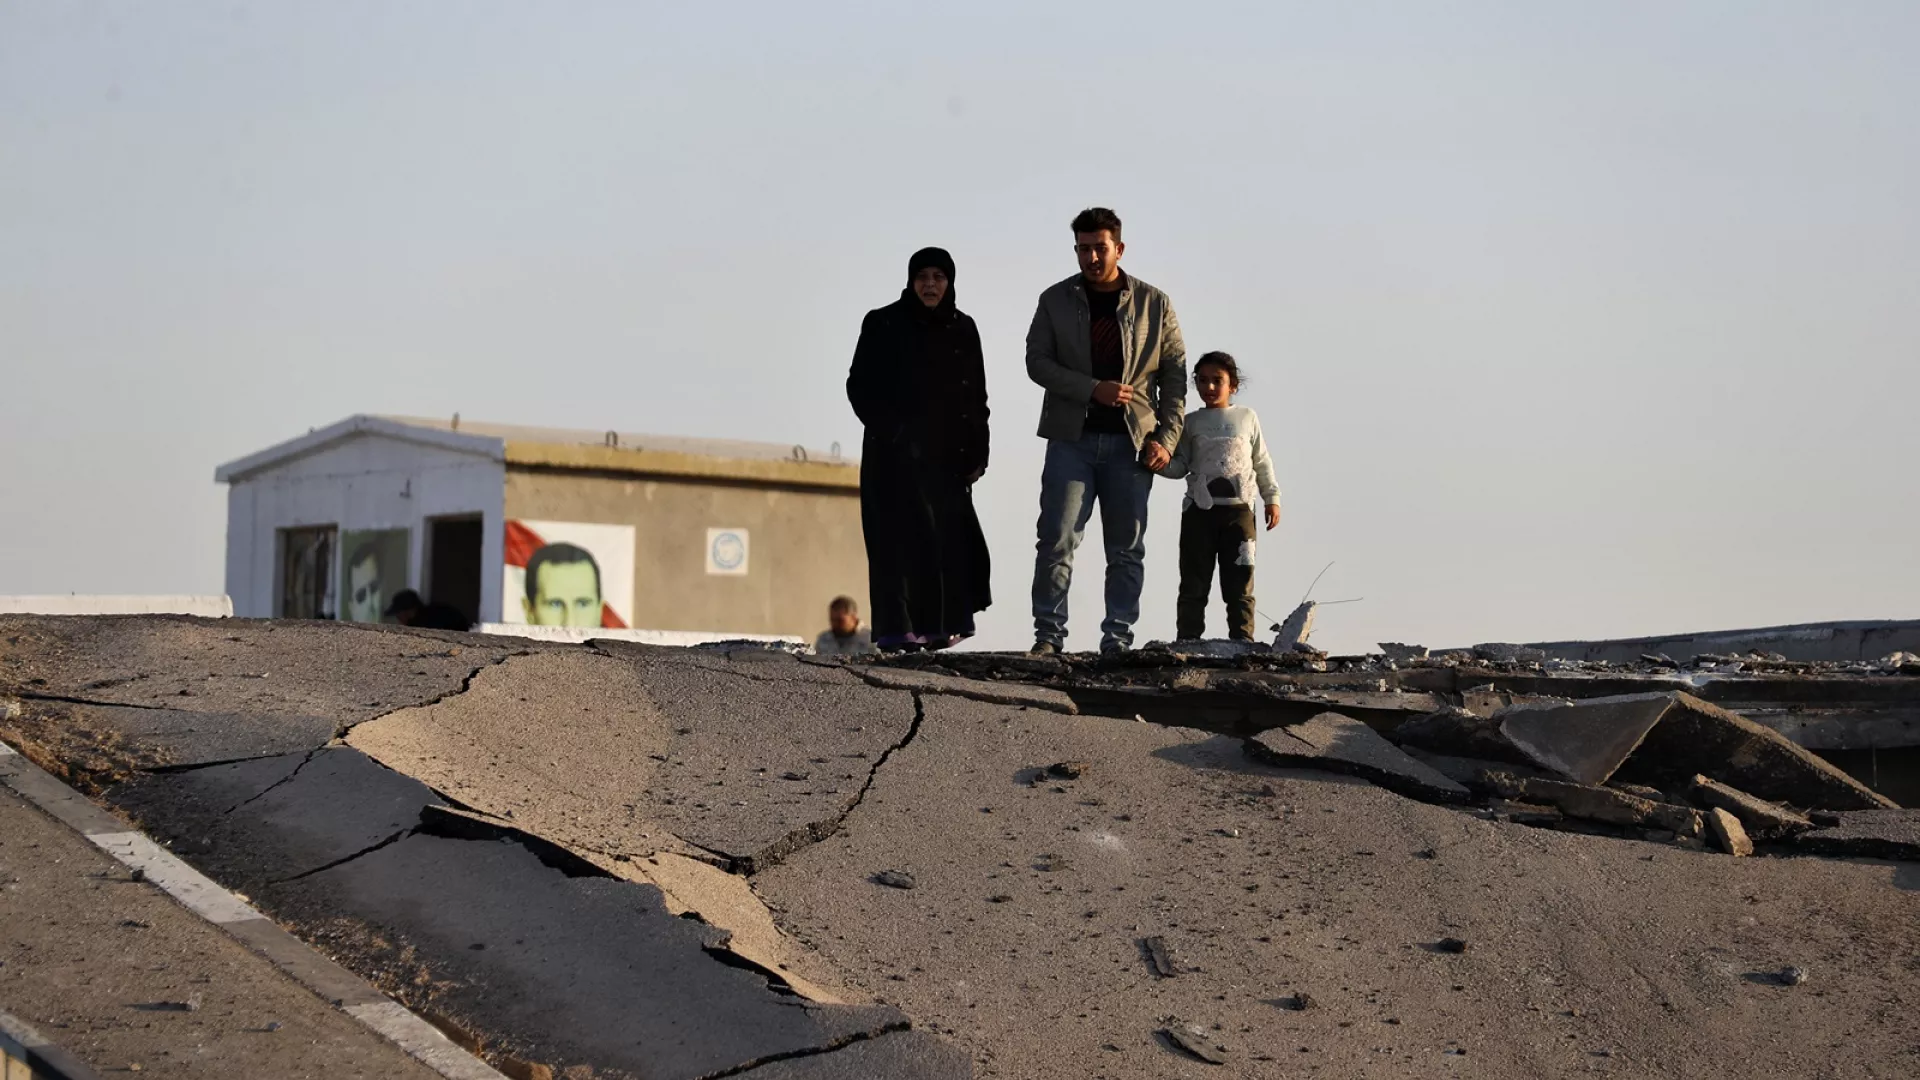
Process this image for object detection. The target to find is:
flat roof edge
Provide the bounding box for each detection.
[214,416,505,483]
[503,441,860,490]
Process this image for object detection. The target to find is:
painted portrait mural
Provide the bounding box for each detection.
[338,528,410,624]
[502,520,635,629]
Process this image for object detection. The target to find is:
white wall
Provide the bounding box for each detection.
[223,433,506,619]
[0,595,233,617]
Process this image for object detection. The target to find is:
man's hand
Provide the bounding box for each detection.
[1141,442,1172,472]
[1265,504,1281,531]
[1091,380,1135,407]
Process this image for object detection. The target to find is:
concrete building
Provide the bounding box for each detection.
[215,415,865,640]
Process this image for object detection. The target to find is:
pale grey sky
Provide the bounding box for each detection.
[3,1,1915,653]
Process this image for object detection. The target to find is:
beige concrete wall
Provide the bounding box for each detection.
[504,468,867,639]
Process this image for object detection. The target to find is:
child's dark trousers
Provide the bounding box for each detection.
[1176,505,1258,641]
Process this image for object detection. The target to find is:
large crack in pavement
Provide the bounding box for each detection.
[697,1024,915,1079]
[732,691,928,877]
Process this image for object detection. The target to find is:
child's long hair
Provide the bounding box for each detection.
[1194,350,1244,389]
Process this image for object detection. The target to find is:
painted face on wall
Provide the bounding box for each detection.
[346,554,383,623]
[524,559,603,627]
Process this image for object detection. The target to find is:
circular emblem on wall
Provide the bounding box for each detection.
[706,528,749,575]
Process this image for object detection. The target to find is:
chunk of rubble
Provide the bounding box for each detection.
[1613,693,1896,812]
[1794,810,1920,862]
[1387,707,1535,766]
[1706,808,1754,856]
[1486,774,1702,836]
[1398,748,1545,791]
[1273,601,1317,653]
[1496,692,1671,786]
[1688,775,1813,838]
[1160,1024,1229,1065]
[1378,643,1429,662]
[1472,643,1548,664]
[1248,713,1470,804]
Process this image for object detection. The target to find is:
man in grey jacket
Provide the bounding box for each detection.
[1026,207,1188,654]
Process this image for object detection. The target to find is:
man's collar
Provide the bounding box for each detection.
[1079,269,1128,294]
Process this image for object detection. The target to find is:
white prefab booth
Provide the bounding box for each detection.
[216,416,507,625]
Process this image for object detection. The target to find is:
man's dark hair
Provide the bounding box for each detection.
[347,542,379,574]
[524,542,602,604]
[1070,207,1123,242]
[1194,350,1244,388]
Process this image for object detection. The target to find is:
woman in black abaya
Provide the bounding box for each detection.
[846,247,992,651]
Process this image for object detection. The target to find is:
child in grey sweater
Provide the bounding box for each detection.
[1156,352,1281,641]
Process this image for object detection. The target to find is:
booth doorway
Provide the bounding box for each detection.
[427,516,484,626]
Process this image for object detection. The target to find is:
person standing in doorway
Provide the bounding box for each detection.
[1026,207,1187,654]
[847,246,993,652]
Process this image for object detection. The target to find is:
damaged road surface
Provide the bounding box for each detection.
[5,616,1920,1079]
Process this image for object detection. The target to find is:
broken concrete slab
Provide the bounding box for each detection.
[1497,692,1671,785]
[109,745,437,889]
[1689,775,1814,838]
[67,703,336,767]
[1398,747,1546,791]
[732,1031,973,1078]
[1386,706,1535,766]
[1379,642,1429,662]
[1486,775,1703,836]
[1707,808,1754,856]
[1794,810,1920,862]
[851,665,1077,714]
[1473,643,1547,664]
[0,615,521,728]
[349,648,919,873]
[1248,713,1470,804]
[301,829,914,1080]
[1613,693,1898,811]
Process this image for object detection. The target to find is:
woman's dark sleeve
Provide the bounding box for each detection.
[964,317,990,476]
[846,310,888,429]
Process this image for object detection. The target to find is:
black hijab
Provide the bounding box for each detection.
[904,246,957,321]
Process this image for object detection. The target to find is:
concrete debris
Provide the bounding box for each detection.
[1472,643,1548,664]
[1273,993,1317,1011]
[1142,935,1177,977]
[1688,775,1813,838]
[1794,810,1920,862]
[1615,693,1896,812]
[1160,1024,1229,1065]
[1140,639,1270,659]
[852,664,1078,714]
[1273,601,1317,653]
[1248,713,1470,804]
[1487,775,1702,836]
[873,870,917,890]
[1706,808,1754,856]
[1046,761,1088,780]
[1389,707,1536,766]
[1434,937,1469,954]
[1641,653,1679,667]
[1496,692,1671,786]
[1487,799,1564,827]
[1378,643,1429,662]
[1777,966,1808,987]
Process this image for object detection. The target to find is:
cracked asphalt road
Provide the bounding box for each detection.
[4,616,1919,1079]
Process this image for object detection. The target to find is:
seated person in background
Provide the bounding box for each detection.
[384,589,472,631]
[813,596,876,657]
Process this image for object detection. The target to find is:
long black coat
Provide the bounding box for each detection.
[847,291,992,641]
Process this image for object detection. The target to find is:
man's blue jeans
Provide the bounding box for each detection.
[1032,432,1154,651]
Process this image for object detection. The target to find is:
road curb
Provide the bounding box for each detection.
[0,739,507,1080]
[1,1007,105,1080]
